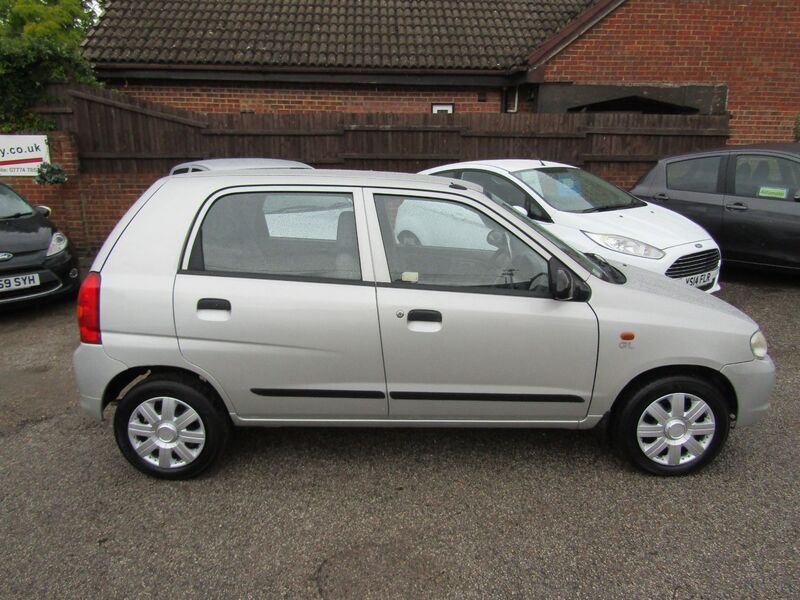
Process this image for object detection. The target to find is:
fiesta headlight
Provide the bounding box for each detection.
[582,231,665,259]
[46,232,68,257]
[750,330,768,359]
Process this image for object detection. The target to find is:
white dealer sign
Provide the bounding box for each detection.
[0,135,51,176]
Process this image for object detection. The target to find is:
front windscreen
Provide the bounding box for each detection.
[513,167,645,213]
[0,185,34,219]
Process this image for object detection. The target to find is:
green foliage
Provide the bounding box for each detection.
[35,161,67,184]
[795,114,800,142]
[0,1,99,131]
[0,0,95,46]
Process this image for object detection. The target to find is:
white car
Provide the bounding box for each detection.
[420,160,722,292]
[73,169,773,479]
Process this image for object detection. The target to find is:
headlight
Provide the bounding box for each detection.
[750,330,768,359]
[582,231,665,259]
[46,232,68,257]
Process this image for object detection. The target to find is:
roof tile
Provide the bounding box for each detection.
[85,0,597,71]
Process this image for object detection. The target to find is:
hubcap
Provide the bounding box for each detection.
[636,393,716,466]
[127,396,206,469]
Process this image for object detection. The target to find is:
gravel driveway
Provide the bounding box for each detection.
[0,268,798,599]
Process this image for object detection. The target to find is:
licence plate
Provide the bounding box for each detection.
[684,270,717,288]
[0,273,40,292]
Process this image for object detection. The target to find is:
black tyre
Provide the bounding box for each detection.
[113,374,231,479]
[615,375,730,476]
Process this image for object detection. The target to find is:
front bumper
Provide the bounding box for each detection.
[603,240,721,293]
[721,356,775,427]
[0,249,80,306]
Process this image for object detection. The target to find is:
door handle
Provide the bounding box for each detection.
[653,192,670,201]
[407,309,442,323]
[197,298,231,311]
[725,203,749,212]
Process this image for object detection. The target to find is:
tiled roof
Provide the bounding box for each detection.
[83,0,597,71]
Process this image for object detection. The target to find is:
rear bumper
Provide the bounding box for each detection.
[721,357,775,427]
[73,343,129,420]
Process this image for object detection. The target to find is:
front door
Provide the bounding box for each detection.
[367,190,599,421]
[173,187,388,419]
[722,153,800,269]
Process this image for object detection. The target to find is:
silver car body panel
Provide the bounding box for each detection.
[74,169,773,432]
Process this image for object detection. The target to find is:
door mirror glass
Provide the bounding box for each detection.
[548,257,591,301]
[550,260,574,300]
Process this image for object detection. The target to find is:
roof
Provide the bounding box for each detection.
[422,159,575,173]
[170,158,312,174]
[657,143,800,161]
[84,0,598,72]
[167,168,485,192]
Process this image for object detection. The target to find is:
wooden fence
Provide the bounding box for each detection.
[37,84,729,183]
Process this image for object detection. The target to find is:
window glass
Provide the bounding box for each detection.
[734,155,800,200]
[460,170,550,221]
[196,192,360,280]
[375,194,550,295]
[513,167,644,213]
[0,184,34,218]
[666,156,721,193]
[430,170,461,179]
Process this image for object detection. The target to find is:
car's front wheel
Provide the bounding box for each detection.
[615,375,730,475]
[113,375,230,479]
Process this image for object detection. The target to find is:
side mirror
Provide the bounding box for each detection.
[794,192,800,202]
[35,205,52,217]
[548,258,591,301]
[550,262,574,300]
[486,229,507,248]
[511,205,527,217]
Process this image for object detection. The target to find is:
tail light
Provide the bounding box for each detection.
[77,272,101,344]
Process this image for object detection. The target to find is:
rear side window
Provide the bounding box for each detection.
[190,192,360,281]
[666,156,721,193]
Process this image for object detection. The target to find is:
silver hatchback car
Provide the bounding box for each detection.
[73,169,774,478]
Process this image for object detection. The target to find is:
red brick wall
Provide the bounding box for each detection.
[3,133,160,257]
[543,0,800,144]
[114,82,503,114]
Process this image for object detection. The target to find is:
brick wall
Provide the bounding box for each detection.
[543,0,800,144]
[3,133,160,257]
[114,82,503,114]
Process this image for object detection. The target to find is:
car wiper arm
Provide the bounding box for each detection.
[0,212,32,219]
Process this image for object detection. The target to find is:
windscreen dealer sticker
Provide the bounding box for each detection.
[0,135,50,176]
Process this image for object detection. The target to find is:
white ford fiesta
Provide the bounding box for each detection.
[420,160,722,292]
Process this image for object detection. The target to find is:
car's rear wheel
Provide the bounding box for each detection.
[616,375,730,475]
[113,375,230,479]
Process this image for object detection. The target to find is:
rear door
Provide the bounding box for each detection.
[365,189,598,422]
[722,153,800,268]
[173,186,388,420]
[659,154,726,239]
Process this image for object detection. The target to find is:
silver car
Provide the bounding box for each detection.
[73,169,774,478]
